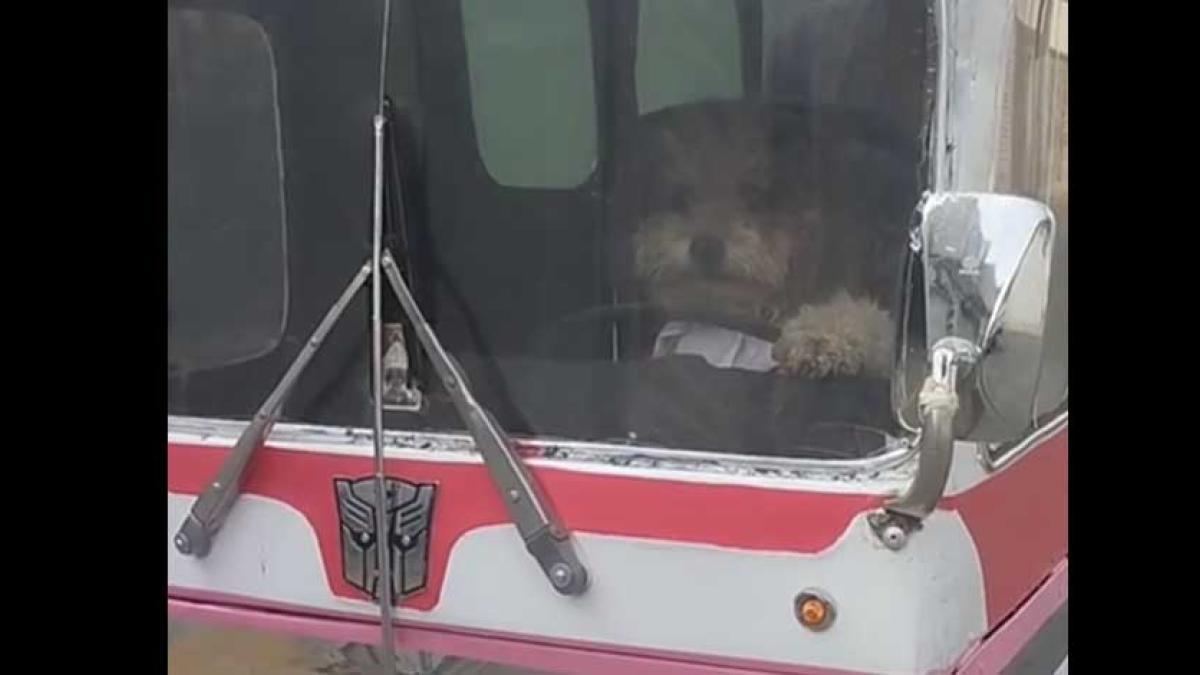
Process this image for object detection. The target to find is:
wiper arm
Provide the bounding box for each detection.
[174,262,373,558]
[380,251,589,595]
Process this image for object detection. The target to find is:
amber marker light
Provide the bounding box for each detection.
[794,590,836,631]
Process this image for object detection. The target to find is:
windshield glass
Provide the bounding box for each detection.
[167,0,933,461]
[384,0,931,460]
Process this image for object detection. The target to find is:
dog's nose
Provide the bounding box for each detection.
[689,236,725,273]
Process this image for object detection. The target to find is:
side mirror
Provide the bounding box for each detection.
[922,192,1055,441]
[874,192,1056,548]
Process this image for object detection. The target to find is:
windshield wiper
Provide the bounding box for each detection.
[173,261,373,559]
[173,118,589,599]
[374,96,588,594]
[380,251,589,595]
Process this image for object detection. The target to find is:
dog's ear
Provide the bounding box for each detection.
[608,121,665,290]
[621,128,670,220]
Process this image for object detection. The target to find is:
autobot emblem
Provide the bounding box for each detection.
[334,476,436,602]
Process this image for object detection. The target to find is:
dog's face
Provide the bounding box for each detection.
[626,103,823,326]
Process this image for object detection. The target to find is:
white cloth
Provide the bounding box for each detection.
[652,320,778,372]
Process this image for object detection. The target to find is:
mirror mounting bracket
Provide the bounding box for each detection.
[871,337,976,551]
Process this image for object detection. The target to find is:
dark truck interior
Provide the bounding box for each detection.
[168,0,932,460]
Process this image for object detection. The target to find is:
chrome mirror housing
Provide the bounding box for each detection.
[922,192,1056,440]
[876,192,1056,546]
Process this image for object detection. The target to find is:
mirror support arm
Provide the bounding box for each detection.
[871,337,976,550]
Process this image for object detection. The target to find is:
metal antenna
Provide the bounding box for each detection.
[370,1,399,672]
[369,114,398,675]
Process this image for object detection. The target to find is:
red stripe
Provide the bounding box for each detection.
[944,429,1068,627]
[168,443,878,610]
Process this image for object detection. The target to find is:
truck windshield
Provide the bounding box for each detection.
[168,0,933,461]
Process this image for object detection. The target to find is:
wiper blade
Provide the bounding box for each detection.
[380,251,589,595]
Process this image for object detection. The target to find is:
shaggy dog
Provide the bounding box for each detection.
[616,100,908,378]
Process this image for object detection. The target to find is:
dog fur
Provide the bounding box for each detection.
[616,100,910,378]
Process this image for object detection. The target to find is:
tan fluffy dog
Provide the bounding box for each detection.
[617,100,905,378]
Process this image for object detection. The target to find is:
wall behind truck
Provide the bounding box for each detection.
[943,0,1068,426]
